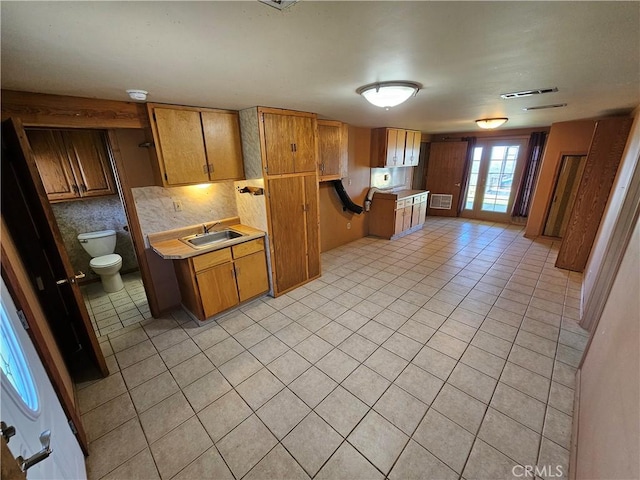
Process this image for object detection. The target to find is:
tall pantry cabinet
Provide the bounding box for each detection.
[239,107,321,296]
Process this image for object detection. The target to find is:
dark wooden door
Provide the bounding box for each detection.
[425,141,468,217]
[556,117,633,272]
[1,118,107,377]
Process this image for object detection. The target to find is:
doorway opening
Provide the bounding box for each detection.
[462,138,528,222]
[544,154,587,238]
[24,128,152,339]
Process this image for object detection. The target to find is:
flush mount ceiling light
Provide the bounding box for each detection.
[475,118,508,129]
[126,89,148,101]
[501,87,558,99]
[356,81,421,109]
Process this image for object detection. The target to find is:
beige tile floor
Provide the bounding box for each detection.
[78,217,587,480]
[82,272,152,337]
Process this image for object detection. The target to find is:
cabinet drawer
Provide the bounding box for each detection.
[192,248,232,272]
[396,199,406,209]
[232,238,265,259]
[420,193,428,203]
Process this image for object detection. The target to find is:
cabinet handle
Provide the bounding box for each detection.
[72,184,79,194]
[203,164,209,174]
[80,184,87,193]
[291,144,295,152]
[293,143,297,153]
[235,266,240,276]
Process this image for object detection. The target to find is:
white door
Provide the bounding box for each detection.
[1,278,86,479]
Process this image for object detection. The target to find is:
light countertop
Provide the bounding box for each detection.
[373,189,429,200]
[149,219,266,260]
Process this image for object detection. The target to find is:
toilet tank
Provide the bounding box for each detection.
[77,229,117,257]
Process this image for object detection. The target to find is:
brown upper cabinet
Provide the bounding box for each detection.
[147,103,244,186]
[26,129,116,202]
[261,110,317,175]
[371,127,422,167]
[317,120,348,181]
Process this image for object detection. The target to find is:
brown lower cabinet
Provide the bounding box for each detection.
[370,191,429,239]
[174,238,269,321]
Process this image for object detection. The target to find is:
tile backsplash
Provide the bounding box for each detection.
[51,195,138,281]
[132,183,238,243]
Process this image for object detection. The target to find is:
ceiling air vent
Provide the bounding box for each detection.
[258,0,300,10]
[523,103,568,111]
[501,87,558,99]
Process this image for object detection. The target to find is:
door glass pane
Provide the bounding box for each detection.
[482,145,520,213]
[0,302,39,412]
[464,147,483,210]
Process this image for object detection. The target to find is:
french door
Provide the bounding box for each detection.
[462,138,528,222]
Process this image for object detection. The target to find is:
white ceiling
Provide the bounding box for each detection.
[1,1,639,133]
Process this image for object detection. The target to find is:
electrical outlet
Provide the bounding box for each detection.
[173,201,183,212]
[347,222,352,230]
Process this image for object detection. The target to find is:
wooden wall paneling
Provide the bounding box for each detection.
[425,141,468,217]
[1,90,149,129]
[556,117,633,271]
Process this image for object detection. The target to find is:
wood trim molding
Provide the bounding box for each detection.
[1,90,149,129]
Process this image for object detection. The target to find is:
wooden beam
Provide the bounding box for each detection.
[1,90,149,129]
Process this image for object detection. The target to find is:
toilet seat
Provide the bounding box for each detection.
[90,254,122,269]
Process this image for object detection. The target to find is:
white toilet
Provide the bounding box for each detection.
[77,229,124,293]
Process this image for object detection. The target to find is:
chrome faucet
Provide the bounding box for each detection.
[203,221,221,234]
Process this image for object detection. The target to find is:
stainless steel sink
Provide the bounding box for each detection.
[181,229,244,249]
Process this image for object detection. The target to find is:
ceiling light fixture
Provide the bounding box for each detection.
[501,87,558,99]
[523,103,568,111]
[126,89,148,101]
[475,118,508,129]
[356,81,421,109]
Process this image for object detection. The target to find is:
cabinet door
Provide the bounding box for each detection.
[262,113,294,175]
[26,130,79,201]
[411,202,420,227]
[386,129,400,166]
[291,116,316,173]
[304,174,320,278]
[404,131,421,166]
[63,130,115,198]
[403,205,413,230]
[154,108,209,185]
[268,177,307,293]
[318,121,342,179]
[418,198,428,226]
[394,202,405,235]
[196,263,239,318]
[235,251,269,302]
[201,111,244,181]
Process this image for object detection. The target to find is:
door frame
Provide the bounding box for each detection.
[461,136,529,222]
